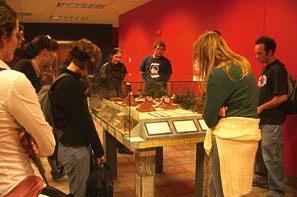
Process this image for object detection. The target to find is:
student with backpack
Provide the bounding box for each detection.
[253,36,288,197]
[50,39,105,197]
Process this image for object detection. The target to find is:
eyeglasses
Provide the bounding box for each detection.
[46,35,52,40]
[44,35,52,46]
[16,31,24,41]
[42,35,58,51]
[155,47,165,51]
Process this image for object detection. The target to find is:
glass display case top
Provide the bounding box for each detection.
[89,80,206,142]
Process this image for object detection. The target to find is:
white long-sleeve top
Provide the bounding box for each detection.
[0,60,55,196]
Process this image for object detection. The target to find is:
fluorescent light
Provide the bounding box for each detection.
[57,2,106,9]
[50,15,88,21]
[17,12,32,16]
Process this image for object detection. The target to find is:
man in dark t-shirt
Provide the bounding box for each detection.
[140,40,172,83]
[254,36,288,197]
[140,40,172,97]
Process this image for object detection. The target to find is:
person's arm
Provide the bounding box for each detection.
[202,70,235,128]
[163,58,172,82]
[119,63,127,80]
[140,57,147,81]
[7,75,55,156]
[257,95,288,114]
[59,79,104,159]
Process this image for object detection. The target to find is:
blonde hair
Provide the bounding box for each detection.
[193,31,251,80]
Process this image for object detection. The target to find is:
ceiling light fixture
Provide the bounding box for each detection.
[17,12,32,17]
[50,15,88,21]
[57,2,106,9]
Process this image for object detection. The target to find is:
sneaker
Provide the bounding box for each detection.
[51,170,66,182]
[252,179,269,188]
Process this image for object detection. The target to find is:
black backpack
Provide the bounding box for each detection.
[284,75,297,114]
[38,73,71,140]
[87,162,113,197]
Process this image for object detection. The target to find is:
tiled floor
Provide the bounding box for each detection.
[42,143,297,197]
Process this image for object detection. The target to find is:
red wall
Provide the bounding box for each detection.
[119,0,297,175]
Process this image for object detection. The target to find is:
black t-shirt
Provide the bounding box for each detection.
[258,59,288,125]
[13,59,41,92]
[140,55,172,82]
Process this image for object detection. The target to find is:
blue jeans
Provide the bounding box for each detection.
[209,140,224,197]
[58,143,91,197]
[261,124,285,197]
[47,156,64,178]
[254,140,268,182]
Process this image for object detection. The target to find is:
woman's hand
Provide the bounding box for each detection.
[96,156,105,165]
[20,133,40,157]
[219,106,228,117]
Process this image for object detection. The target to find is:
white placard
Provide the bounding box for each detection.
[173,120,198,133]
[126,136,145,142]
[174,109,195,115]
[145,122,171,135]
[198,119,209,131]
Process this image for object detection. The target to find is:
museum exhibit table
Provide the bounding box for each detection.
[91,98,207,197]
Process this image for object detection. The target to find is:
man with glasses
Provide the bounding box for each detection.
[13,35,63,182]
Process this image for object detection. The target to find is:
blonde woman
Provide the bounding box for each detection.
[194,31,261,197]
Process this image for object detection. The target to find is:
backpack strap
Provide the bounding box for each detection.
[48,73,72,97]
[51,73,73,89]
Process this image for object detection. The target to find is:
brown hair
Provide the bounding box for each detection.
[68,39,101,72]
[153,40,166,50]
[0,2,17,42]
[255,36,277,54]
[108,47,122,61]
[23,35,58,58]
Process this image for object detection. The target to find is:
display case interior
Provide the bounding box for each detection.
[89,79,207,147]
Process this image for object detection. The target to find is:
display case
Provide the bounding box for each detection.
[89,79,208,197]
[89,79,207,148]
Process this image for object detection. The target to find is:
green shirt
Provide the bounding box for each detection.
[203,64,258,128]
